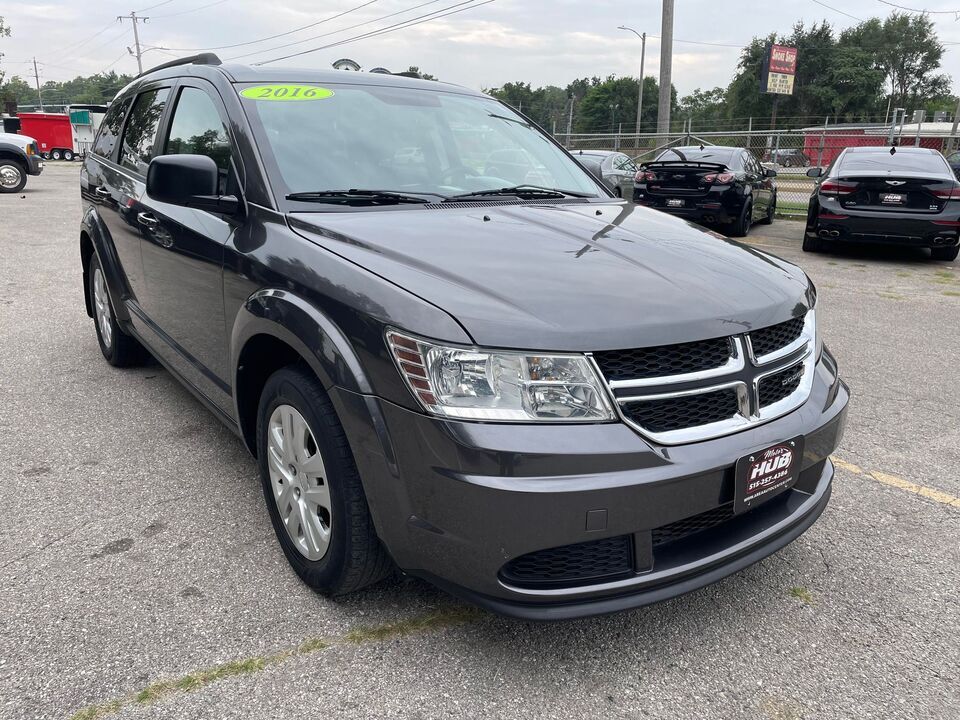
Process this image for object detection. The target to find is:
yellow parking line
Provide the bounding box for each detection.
[832,457,960,508]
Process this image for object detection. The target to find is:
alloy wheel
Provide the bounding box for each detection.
[0,164,22,190]
[92,267,113,349]
[267,404,332,561]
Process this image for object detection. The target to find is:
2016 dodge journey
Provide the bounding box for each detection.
[79,54,849,620]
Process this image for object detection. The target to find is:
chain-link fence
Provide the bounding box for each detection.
[559,127,960,216]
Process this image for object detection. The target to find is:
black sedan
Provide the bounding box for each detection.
[633,146,777,236]
[803,146,960,262]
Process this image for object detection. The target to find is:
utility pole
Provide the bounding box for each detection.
[118,11,148,74]
[32,57,44,111]
[565,95,575,146]
[618,26,647,134]
[657,0,674,134]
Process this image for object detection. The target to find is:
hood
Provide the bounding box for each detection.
[289,202,811,351]
[0,132,35,149]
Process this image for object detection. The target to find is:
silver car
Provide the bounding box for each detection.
[573,150,638,198]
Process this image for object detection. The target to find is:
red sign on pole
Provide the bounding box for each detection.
[769,45,798,75]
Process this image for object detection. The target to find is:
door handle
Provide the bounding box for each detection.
[137,212,159,229]
[94,186,111,198]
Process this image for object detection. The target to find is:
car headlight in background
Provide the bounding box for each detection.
[386,330,616,422]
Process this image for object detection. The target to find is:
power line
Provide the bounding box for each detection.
[876,0,960,13]
[812,0,863,21]
[152,0,230,19]
[227,0,446,61]
[255,0,495,65]
[164,0,382,52]
[135,0,175,12]
[57,20,120,58]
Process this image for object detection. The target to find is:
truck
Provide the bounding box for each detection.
[18,105,107,161]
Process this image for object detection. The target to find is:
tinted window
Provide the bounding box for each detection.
[120,88,170,175]
[840,151,949,175]
[164,87,233,193]
[92,98,131,159]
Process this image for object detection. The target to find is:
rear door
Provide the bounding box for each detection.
[138,79,240,413]
[741,151,769,219]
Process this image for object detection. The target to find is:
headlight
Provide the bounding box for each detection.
[386,330,616,422]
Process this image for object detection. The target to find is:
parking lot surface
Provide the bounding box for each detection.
[2,164,958,720]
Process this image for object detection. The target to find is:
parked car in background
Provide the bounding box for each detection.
[766,148,810,168]
[803,146,960,262]
[634,145,777,236]
[573,150,638,198]
[0,131,44,193]
[945,149,960,179]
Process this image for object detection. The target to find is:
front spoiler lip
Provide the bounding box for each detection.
[411,460,833,621]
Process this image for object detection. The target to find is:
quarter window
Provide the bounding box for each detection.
[92,98,132,159]
[164,87,233,194]
[119,88,170,175]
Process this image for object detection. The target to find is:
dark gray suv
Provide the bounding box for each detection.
[79,55,849,620]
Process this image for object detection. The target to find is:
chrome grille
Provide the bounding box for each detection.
[594,311,816,444]
[593,337,733,381]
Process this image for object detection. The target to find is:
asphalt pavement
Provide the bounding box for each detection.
[1,163,958,720]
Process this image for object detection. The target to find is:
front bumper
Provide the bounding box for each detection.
[336,351,848,620]
[26,154,44,176]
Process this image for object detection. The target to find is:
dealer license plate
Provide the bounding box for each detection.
[734,437,803,514]
[666,198,684,208]
[880,193,905,204]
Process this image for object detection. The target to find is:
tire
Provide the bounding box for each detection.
[760,193,776,224]
[88,254,147,367]
[613,186,622,198]
[0,159,27,193]
[51,149,62,161]
[931,245,959,262]
[730,200,753,237]
[256,365,393,596]
[63,149,75,161]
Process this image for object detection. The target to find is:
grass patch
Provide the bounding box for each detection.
[69,606,482,720]
[932,269,958,285]
[877,291,905,300]
[944,290,960,297]
[895,271,912,278]
[788,586,815,604]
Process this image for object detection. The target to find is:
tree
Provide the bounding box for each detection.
[679,87,728,128]
[0,16,11,86]
[574,75,675,133]
[406,66,437,81]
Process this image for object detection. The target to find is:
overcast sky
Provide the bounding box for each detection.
[3,0,960,96]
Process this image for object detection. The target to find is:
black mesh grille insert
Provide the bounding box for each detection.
[749,315,805,358]
[652,502,736,547]
[499,535,633,589]
[593,337,733,382]
[622,388,740,433]
[759,363,805,407]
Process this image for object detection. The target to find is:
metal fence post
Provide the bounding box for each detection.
[816,117,827,168]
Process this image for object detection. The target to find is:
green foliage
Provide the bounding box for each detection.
[0,71,135,107]
[0,16,10,85]
[406,66,437,81]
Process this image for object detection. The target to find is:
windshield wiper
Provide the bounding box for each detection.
[286,189,446,205]
[445,184,594,201]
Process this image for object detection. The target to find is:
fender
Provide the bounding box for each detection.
[0,141,29,165]
[80,206,135,326]
[230,289,406,537]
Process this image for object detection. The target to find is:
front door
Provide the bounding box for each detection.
[138,81,240,414]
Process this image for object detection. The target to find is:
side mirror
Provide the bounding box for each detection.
[806,167,824,178]
[146,154,240,215]
[764,167,778,178]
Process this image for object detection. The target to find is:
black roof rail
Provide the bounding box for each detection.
[137,53,222,79]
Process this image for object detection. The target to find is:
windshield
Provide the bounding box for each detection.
[239,82,603,203]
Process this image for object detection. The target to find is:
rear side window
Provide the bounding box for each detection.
[92,98,131,159]
[163,87,233,194]
[120,88,170,175]
[840,151,949,175]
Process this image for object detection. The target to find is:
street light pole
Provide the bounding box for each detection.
[618,26,646,134]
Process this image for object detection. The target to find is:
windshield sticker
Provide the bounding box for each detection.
[240,85,334,102]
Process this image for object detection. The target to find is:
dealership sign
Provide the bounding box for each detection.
[760,44,798,95]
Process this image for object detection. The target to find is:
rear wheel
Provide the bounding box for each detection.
[760,193,776,224]
[88,255,147,366]
[931,245,959,262]
[51,149,62,160]
[257,365,393,595]
[0,160,26,193]
[63,149,75,161]
[730,200,753,237]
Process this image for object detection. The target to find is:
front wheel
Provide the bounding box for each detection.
[0,160,26,193]
[257,365,392,595]
[931,245,959,262]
